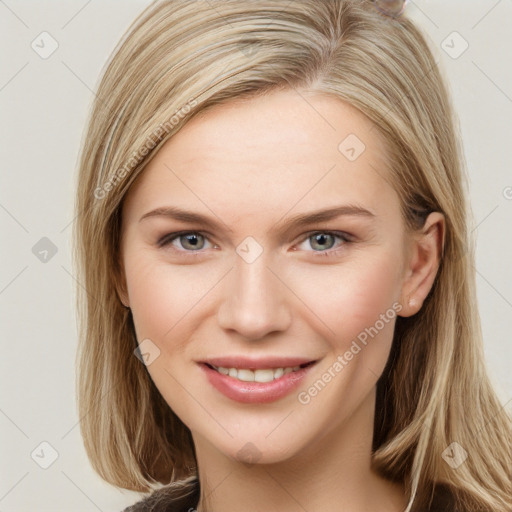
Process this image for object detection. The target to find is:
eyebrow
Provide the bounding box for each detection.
[139,204,376,234]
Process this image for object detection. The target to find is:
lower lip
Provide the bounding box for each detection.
[199,363,316,404]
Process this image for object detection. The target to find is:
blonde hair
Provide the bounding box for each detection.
[73,1,512,510]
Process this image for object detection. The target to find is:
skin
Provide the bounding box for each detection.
[118,88,444,512]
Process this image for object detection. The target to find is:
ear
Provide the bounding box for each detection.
[398,211,445,317]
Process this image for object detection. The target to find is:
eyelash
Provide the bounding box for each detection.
[156,230,353,258]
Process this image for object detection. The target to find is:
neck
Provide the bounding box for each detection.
[193,387,407,512]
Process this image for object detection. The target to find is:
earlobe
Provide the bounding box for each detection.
[115,279,130,308]
[120,295,130,309]
[399,212,445,317]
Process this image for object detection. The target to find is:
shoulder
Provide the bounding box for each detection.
[426,485,453,511]
[413,483,461,512]
[121,482,199,512]
[122,487,172,512]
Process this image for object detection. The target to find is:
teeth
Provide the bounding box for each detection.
[213,365,302,382]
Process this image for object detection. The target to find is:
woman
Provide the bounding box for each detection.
[73,1,512,511]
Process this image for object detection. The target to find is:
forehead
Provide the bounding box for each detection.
[122,89,398,226]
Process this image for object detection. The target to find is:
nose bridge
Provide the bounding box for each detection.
[217,248,291,340]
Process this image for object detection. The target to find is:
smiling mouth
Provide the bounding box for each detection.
[205,361,316,383]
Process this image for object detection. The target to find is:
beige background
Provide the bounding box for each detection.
[1,1,511,510]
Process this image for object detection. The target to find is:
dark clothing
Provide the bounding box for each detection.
[122,483,198,512]
[122,482,458,511]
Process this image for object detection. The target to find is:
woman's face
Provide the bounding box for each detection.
[119,89,432,465]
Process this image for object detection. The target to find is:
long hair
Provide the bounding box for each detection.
[73,1,512,511]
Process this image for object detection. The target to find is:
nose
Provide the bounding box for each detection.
[216,251,292,341]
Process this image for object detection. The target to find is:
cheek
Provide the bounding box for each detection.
[286,251,402,348]
[290,254,402,423]
[124,252,220,343]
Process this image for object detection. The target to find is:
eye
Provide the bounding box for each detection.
[157,230,352,257]
[295,231,351,256]
[157,231,215,252]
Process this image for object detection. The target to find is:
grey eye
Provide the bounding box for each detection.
[309,233,336,251]
[179,233,206,250]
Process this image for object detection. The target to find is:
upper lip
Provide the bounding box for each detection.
[200,356,318,369]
